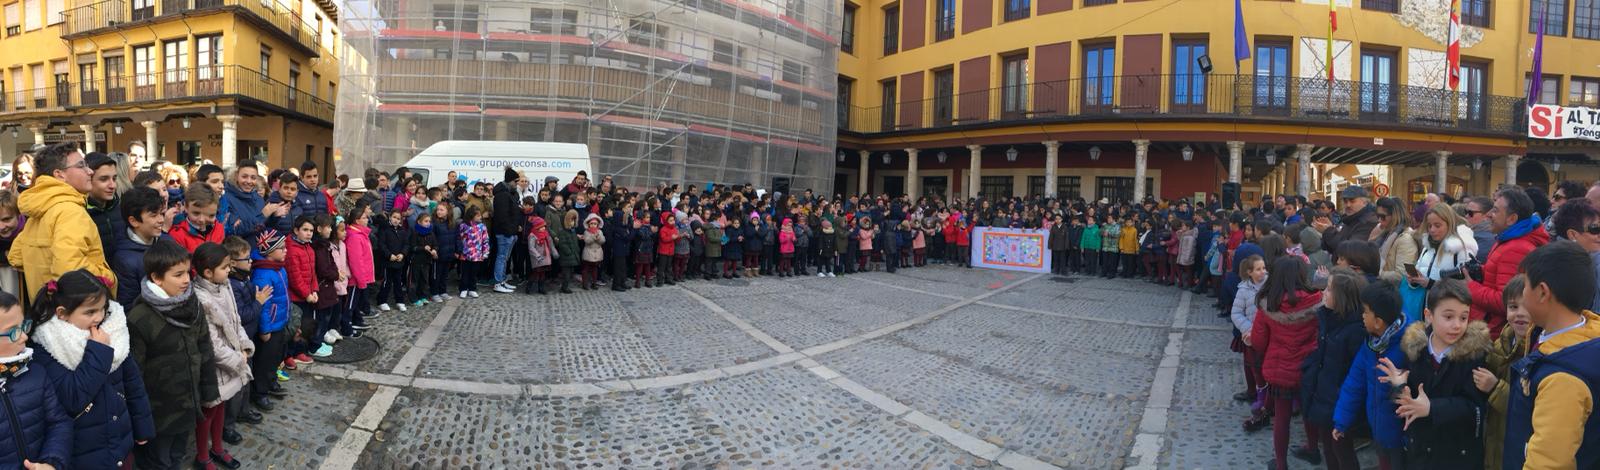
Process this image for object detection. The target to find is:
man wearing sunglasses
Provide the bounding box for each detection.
[1469,187,1550,339]
[1464,196,1495,261]
[7,142,116,304]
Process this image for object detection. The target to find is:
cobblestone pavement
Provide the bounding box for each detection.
[208,266,1379,469]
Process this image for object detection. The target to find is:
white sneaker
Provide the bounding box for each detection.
[828,272,836,277]
[469,291,481,298]
[379,303,392,312]
[493,283,516,293]
[817,272,825,277]
[397,303,408,312]
[323,330,342,345]
[460,291,470,299]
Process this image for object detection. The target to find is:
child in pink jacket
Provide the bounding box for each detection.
[778,218,796,277]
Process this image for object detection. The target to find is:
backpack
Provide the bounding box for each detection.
[1205,238,1224,275]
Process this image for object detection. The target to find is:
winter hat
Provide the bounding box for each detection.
[545,175,560,185]
[585,213,604,227]
[256,229,286,254]
[503,167,519,183]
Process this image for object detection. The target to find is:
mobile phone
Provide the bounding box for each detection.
[1403,263,1421,278]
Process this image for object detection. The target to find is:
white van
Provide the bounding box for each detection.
[401,140,594,189]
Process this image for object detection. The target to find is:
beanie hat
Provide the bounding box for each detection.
[503,167,519,183]
[256,229,286,254]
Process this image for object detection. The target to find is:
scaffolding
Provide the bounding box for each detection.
[334,0,840,192]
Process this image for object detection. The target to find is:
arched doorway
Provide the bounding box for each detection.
[1517,161,1550,190]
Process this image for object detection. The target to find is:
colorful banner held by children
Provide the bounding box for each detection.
[971,227,1051,273]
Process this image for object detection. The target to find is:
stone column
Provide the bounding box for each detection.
[1043,140,1061,197]
[857,149,870,195]
[28,125,45,147]
[1132,139,1150,202]
[904,148,919,198]
[1505,154,1521,187]
[142,121,159,161]
[967,145,983,199]
[218,115,241,169]
[79,124,96,153]
[670,137,687,187]
[494,120,509,141]
[1435,151,1451,195]
[1296,144,1314,198]
[1227,140,1244,184]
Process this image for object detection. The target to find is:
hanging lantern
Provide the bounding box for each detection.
[1181,145,1194,162]
[182,118,192,129]
[1088,146,1101,161]
[114,123,123,134]
[1265,149,1277,165]
[1471,159,1483,171]
[1005,147,1019,162]
[1553,160,1562,172]
[936,151,947,163]
[881,153,890,164]
[837,151,846,162]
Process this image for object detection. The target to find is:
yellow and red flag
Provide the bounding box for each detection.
[1446,0,1462,91]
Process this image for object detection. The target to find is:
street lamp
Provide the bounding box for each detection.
[1005,147,1019,162]
[837,151,845,162]
[1553,160,1562,172]
[937,151,947,163]
[1181,145,1194,162]
[182,118,192,129]
[1265,149,1277,165]
[881,153,890,164]
[114,123,123,134]
[1089,146,1101,161]
[1471,159,1483,171]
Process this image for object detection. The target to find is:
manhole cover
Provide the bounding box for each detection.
[318,336,381,364]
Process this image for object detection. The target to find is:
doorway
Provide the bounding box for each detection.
[922,176,948,199]
[882,175,905,198]
[1517,160,1550,191]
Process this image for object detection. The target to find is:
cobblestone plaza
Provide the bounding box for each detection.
[223,266,1380,469]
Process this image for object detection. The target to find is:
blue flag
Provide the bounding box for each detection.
[1233,0,1250,66]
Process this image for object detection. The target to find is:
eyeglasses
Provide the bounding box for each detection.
[1464,209,1482,217]
[66,160,89,172]
[1377,212,1390,220]
[1587,224,1600,235]
[0,318,32,343]
[233,257,252,262]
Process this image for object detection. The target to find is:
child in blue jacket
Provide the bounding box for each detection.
[249,230,292,410]
[1332,279,1410,469]
[0,289,72,470]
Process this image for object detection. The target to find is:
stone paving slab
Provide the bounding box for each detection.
[216,375,375,469]
[982,275,1185,326]
[348,300,445,374]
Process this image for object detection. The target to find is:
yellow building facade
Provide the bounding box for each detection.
[835,0,1600,203]
[0,0,340,170]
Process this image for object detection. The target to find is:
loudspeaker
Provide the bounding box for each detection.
[1221,182,1240,210]
[772,177,792,198]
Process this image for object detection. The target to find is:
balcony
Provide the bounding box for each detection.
[2,65,333,124]
[62,0,320,56]
[846,74,1524,138]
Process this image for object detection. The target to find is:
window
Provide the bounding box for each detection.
[9,69,21,109]
[1572,77,1600,106]
[288,60,300,106]
[77,60,95,104]
[432,4,479,33]
[1363,0,1399,13]
[1027,176,1080,197]
[1458,60,1488,122]
[1253,42,1290,111]
[44,0,59,25]
[1084,0,1116,6]
[133,45,154,99]
[1359,49,1397,115]
[196,34,221,90]
[131,0,152,20]
[841,3,856,54]
[31,65,44,106]
[52,61,66,107]
[530,8,577,35]
[1095,177,1152,205]
[311,72,320,98]
[1577,0,1600,39]
[880,79,897,130]
[1001,54,1028,117]
[838,76,854,129]
[1462,0,1490,27]
[785,0,804,23]
[259,45,271,81]
[933,0,954,41]
[104,54,124,102]
[781,60,808,84]
[163,39,187,96]
[883,5,899,56]
[23,0,38,30]
[712,40,737,65]
[1083,43,1115,109]
[1171,40,1209,109]
[980,176,1013,201]
[932,68,953,126]
[1006,0,1030,21]
[4,3,18,36]
[627,20,667,48]
[1531,0,1568,35]
[1526,74,1561,104]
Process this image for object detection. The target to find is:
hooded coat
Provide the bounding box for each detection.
[250,258,291,335]
[28,302,155,469]
[1250,289,1324,388]
[703,222,723,259]
[1334,317,1412,450]
[1469,220,1549,338]
[1399,320,1491,469]
[9,175,115,304]
[580,214,607,263]
[1415,224,1478,283]
[127,281,219,437]
[345,223,376,289]
[1300,305,1368,429]
[552,215,581,268]
[221,181,268,243]
[193,277,254,407]
[527,218,555,270]
[0,348,73,470]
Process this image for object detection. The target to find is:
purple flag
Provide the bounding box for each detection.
[1234,0,1250,66]
[1530,0,1547,103]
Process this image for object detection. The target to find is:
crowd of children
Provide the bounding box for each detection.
[9,146,1600,470]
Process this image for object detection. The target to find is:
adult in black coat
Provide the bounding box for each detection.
[604,209,634,291]
[1322,186,1381,260]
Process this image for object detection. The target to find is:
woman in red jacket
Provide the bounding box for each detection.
[284,215,319,366]
[1249,256,1323,470]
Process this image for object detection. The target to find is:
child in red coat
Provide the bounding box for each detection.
[1250,256,1324,470]
[655,213,678,287]
[283,215,318,366]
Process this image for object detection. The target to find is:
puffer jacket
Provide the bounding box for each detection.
[0,350,73,470]
[1250,289,1323,388]
[221,182,267,242]
[250,258,291,335]
[723,224,744,258]
[432,219,459,263]
[1080,223,1101,251]
[1177,228,1198,265]
[580,214,607,263]
[1300,305,1367,429]
[1118,223,1138,254]
[1334,317,1411,450]
[1399,320,1491,469]
[656,219,679,256]
[1468,218,1548,338]
[86,196,122,259]
[375,222,411,270]
[330,241,350,296]
[703,223,723,259]
[779,228,796,254]
[127,282,219,437]
[1484,324,1530,470]
[1100,224,1121,253]
[168,218,225,254]
[552,222,580,268]
[817,227,837,258]
[227,271,260,338]
[604,215,633,259]
[110,232,166,307]
[673,221,692,256]
[1230,277,1264,334]
[459,221,490,262]
[285,236,317,303]
[28,302,154,469]
[193,277,254,407]
[9,175,116,305]
[345,224,376,289]
[1374,225,1420,284]
[1416,224,1478,284]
